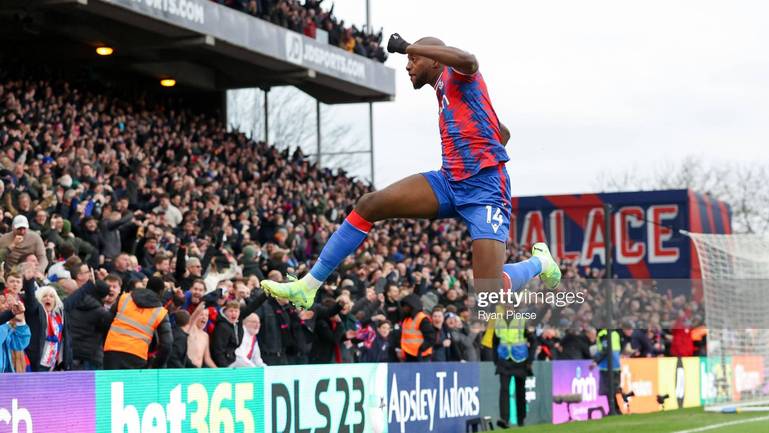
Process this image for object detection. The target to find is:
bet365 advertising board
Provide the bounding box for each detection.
[0,357,764,432]
[0,362,478,433]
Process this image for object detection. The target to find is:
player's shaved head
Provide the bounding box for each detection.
[414,37,446,47]
[407,37,446,89]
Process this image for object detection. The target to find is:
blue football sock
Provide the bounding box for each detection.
[309,210,372,282]
[503,257,542,292]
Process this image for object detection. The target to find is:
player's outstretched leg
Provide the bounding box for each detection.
[260,209,372,309]
[503,242,562,291]
[261,174,439,309]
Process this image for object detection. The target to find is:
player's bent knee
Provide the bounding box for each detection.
[354,192,383,222]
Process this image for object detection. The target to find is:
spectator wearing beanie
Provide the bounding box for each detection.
[211,290,267,367]
[67,280,113,370]
[396,294,435,362]
[52,219,97,266]
[240,244,265,280]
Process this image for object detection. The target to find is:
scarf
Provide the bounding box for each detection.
[356,324,376,349]
[40,311,63,369]
[246,334,258,360]
[331,320,342,363]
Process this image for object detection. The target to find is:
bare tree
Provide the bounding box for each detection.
[227,87,263,139]
[227,87,363,180]
[594,156,769,234]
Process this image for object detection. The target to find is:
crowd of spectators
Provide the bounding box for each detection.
[0,67,706,372]
[519,267,708,362]
[212,0,388,62]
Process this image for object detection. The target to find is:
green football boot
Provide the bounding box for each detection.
[531,242,562,289]
[260,275,317,310]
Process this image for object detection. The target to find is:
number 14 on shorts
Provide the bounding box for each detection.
[485,205,503,234]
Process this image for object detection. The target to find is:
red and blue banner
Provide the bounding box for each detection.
[510,189,731,278]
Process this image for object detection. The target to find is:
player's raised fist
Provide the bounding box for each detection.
[387,33,410,54]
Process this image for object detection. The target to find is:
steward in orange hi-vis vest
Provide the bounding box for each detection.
[103,278,172,370]
[401,311,433,357]
[399,294,435,361]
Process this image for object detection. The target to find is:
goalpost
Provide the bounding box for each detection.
[685,231,769,412]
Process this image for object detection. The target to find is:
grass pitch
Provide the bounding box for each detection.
[502,407,769,433]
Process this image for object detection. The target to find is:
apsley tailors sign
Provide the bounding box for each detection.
[387,362,480,433]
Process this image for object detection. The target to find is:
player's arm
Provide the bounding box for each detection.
[407,44,478,75]
[388,33,478,75]
[499,122,511,146]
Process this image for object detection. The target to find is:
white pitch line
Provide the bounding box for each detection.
[671,415,769,433]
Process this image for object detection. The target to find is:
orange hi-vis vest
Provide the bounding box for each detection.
[104,293,167,360]
[401,311,433,357]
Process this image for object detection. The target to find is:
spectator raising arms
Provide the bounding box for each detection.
[67,280,113,370]
[186,303,218,369]
[0,297,30,373]
[211,291,267,367]
[21,264,73,371]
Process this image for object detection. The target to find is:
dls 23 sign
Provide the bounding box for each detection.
[264,364,389,433]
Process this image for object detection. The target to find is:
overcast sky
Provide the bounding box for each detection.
[322,0,769,195]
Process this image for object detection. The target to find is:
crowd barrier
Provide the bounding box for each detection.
[0,357,763,432]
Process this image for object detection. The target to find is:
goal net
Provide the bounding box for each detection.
[686,232,769,412]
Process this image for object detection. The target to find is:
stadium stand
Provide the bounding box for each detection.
[0,67,705,372]
[211,0,388,62]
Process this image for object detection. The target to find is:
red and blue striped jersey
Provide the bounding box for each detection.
[435,66,509,181]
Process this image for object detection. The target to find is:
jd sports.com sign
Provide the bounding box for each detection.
[286,33,304,65]
[284,32,366,81]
